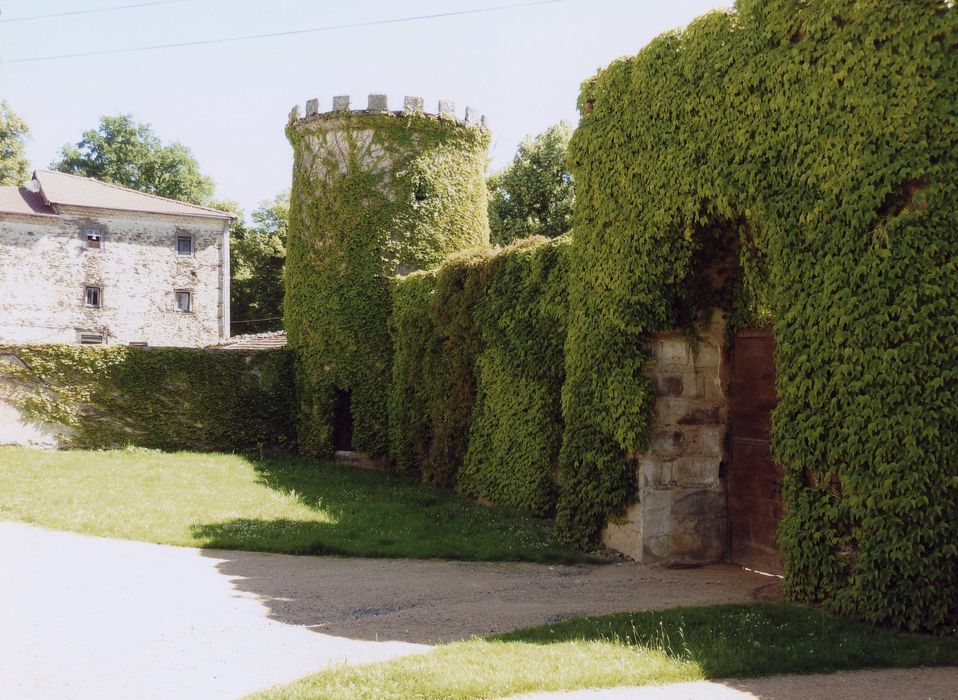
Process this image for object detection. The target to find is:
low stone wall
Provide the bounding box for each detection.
[603,314,727,564]
[0,344,294,452]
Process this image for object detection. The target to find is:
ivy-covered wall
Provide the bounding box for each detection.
[564,0,957,631]
[0,345,294,450]
[388,237,569,510]
[285,108,490,457]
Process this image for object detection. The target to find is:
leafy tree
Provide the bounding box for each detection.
[488,122,575,246]
[230,192,289,335]
[0,101,30,186]
[52,114,214,205]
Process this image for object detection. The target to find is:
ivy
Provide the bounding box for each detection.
[0,345,294,451]
[564,0,958,631]
[285,111,490,457]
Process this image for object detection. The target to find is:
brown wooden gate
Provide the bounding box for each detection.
[725,327,783,573]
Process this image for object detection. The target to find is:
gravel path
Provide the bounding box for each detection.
[2,521,953,700]
[508,667,958,699]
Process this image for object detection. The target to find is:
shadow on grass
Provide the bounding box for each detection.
[188,453,588,563]
[492,603,958,679]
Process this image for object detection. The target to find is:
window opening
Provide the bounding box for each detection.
[84,286,101,308]
[175,290,192,312]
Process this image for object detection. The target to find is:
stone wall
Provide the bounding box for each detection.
[0,209,229,347]
[603,312,728,564]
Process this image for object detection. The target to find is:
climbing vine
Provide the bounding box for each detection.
[0,345,294,450]
[285,111,490,457]
[563,0,958,631]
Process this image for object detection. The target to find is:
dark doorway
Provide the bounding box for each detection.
[332,388,354,451]
[725,327,783,574]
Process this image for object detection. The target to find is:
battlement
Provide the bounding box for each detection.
[288,94,486,127]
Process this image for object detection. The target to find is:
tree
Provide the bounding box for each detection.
[0,101,31,186]
[52,114,214,205]
[230,192,289,335]
[487,121,575,246]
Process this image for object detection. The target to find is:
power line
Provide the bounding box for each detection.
[1,0,571,64]
[0,0,189,24]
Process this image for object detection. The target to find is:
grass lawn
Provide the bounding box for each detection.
[249,603,958,700]
[0,446,585,563]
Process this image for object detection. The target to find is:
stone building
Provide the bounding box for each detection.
[0,170,233,347]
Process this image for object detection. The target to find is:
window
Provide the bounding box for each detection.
[129,342,148,347]
[175,290,192,312]
[85,228,103,249]
[84,286,102,308]
[176,235,194,256]
[79,333,104,345]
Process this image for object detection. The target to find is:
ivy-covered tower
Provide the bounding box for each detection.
[285,94,491,457]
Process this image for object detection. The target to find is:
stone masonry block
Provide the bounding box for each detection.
[676,425,724,458]
[288,105,301,121]
[649,427,684,461]
[641,455,673,488]
[692,342,721,369]
[655,337,691,368]
[305,98,320,116]
[656,374,685,397]
[367,94,388,111]
[641,487,673,541]
[655,397,692,426]
[676,403,722,426]
[671,457,721,488]
[438,99,456,118]
[332,95,350,111]
[669,489,725,561]
[465,106,480,124]
[403,96,424,112]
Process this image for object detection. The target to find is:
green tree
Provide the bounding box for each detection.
[52,114,214,205]
[0,101,31,186]
[488,122,575,246]
[230,192,289,335]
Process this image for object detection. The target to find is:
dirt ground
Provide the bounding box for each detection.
[2,521,955,700]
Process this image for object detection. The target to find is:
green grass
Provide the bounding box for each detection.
[0,446,586,563]
[250,603,958,700]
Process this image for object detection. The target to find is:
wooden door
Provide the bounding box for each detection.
[725,327,783,573]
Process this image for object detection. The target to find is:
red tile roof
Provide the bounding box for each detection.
[32,170,233,220]
[208,331,287,351]
[0,186,57,217]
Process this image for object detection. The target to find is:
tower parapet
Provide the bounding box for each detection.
[287,94,487,127]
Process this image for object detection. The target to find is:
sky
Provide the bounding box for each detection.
[0,0,730,215]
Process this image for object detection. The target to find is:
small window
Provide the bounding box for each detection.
[85,228,103,249]
[129,342,148,347]
[79,333,104,345]
[176,235,194,256]
[175,290,192,312]
[84,286,102,308]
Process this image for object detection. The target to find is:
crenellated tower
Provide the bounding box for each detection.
[284,94,491,457]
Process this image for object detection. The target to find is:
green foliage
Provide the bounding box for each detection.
[231,192,289,334]
[0,100,30,186]
[388,248,494,486]
[459,237,570,515]
[389,237,570,512]
[565,0,958,631]
[52,114,215,204]
[488,122,575,246]
[285,111,490,457]
[0,345,294,450]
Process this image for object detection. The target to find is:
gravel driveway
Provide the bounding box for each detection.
[3,521,953,700]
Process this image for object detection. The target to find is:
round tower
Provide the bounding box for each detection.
[284,94,491,457]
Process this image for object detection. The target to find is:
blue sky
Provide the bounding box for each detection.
[0,0,729,214]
